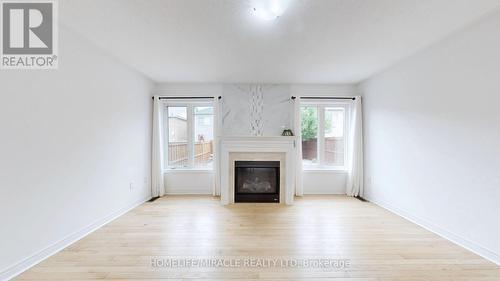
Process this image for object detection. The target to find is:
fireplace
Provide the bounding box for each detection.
[234,161,280,203]
[221,137,295,205]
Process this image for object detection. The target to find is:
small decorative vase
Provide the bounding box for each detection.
[281,129,294,136]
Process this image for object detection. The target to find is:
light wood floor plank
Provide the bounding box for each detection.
[14,195,500,280]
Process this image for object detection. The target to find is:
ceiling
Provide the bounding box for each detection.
[60,0,500,84]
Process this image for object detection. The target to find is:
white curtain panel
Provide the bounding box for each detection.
[212,97,221,196]
[151,96,165,198]
[293,97,304,196]
[346,96,364,197]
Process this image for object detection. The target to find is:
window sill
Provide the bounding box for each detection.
[164,168,214,174]
[303,167,347,173]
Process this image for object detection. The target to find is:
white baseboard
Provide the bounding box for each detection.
[0,196,151,281]
[165,188,212,195]
[303,189,346,195]
[303,191,346,195]
[365,195,500,266]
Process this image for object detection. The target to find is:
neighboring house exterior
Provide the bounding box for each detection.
[168,117,188,142]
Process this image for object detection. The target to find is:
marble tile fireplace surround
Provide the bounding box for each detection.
[220,136,297,205]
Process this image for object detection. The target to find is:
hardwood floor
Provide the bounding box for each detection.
[15,195,500,280]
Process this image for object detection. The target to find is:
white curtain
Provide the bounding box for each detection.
[346,96,364,197]
[293,97,304,196]
[212,97,221,196]
[151,96,165,198]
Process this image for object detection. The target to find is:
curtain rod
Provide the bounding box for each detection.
[291,96,355,100]
[153,96,222,100]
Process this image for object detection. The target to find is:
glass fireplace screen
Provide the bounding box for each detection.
[235,161,280,194]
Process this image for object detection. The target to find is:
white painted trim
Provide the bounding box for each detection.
[220,136,296,141]
[165,189,213,195]
[318,105,325,165]
[365,195,500,266]
[303,169,347,173]
[186,106,195,167]
[0,196,151,281]
[164,169,214,174]
[303,190,346,195]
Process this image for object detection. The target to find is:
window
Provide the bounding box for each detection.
[324,107,345,166]
[164,102,214,169]
[193,106,214,168]
[167,107,188,167]
[300,103,348,169]
[301,106,318,164]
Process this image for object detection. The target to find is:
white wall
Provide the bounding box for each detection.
[164,171,213,194]
[360,10,500,264]
[0,26,154,279]
[163,171,346,195]
[221,84,292,136]
[156,83,356,195]
[303,171,346,194]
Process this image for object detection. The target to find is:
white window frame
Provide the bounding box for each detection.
[300,100,351,171]
[162,99,214,171]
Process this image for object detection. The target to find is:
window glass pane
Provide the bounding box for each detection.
[194,106,213,115]
[168,107,188,168]
[194,106,214,168]
[300,106,318,165]
[324,107,345,166]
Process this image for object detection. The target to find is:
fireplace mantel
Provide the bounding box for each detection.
[219,136,297,205]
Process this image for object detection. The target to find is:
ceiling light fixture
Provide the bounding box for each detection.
[251,0,290,21]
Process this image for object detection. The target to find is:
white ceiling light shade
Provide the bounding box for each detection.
[251,0,291,21]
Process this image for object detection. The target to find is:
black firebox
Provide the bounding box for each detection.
[234,161,280,203]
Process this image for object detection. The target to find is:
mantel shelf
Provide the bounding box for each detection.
[220,136,297,142]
